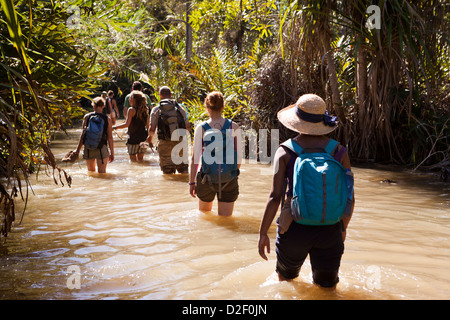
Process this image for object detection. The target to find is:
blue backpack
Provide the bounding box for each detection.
[201,119,239,188]
[281,139,353,225]
[84,113,108,150]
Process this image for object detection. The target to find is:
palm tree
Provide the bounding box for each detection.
[0,0,101,236]
[275,0,449,166]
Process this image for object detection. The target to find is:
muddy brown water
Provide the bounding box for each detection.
[0,127,448,300]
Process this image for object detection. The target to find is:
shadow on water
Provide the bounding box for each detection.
[199,211,263,234]
[276,281,395,300]
[86,171,122,180]
[210,260,400,300]
[161,172,189,183]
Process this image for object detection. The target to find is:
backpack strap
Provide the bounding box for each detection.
[82,112,95,139]
[97,113,109,163]
[282,138,341,156]
[200,121,209,151]
[174,101,187,122]
[280,139,302,207]
[201,121,211,131]
[324,139,347,163]
[280,139,303,156]
[202,119,232,132]
[324,139,339,155]
[221,119,232,131]
[333,145,347,162]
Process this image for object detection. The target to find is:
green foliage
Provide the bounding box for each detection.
[0,0,111,236]
[1,0,448,236]
[137,0,449,168]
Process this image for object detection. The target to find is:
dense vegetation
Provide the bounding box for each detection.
[1,0,449,236]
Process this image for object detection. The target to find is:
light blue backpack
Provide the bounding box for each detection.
[281,139,353,225]
[201,119,239,185]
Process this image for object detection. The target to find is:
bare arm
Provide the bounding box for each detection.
[145,111,150,130]
[74,114,88,154]
[146,109,158,144]
[114,108,135,130]
[107,117,114,162]
[339,147,355,236]
[232,122,242,169]
[189,125,204,197]
[112,99,120,118]
[258,147,289,260]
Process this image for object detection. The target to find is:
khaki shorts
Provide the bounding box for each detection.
[83,145,110,160]
[158,139,188,173]
[196,172,239,203]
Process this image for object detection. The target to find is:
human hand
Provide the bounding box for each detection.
[189,184,197,198]
[258,234,270,260]
[71,150,79,160]
[62,150,79,162]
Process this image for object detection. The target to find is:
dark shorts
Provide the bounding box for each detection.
[275,221,344,287]
[196,172,239,203]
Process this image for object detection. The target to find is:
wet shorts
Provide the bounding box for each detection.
[83,145,110,160]
[127,143,146,155]
[157,139,188,173]
[196,172,239,203]
[275,221,344,287]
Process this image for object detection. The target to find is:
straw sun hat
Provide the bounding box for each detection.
[277,94,339,135]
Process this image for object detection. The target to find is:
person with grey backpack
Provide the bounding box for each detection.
[147,86,190,174]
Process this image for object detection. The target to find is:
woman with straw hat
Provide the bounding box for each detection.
[258,93,355,288]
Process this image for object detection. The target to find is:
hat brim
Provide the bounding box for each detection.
[277,104,338,135]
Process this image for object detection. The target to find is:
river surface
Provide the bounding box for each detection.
[0,127,448,300]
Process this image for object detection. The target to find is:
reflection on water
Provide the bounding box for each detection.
[0,127,449,300]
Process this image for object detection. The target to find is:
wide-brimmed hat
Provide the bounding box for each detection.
[277,94,338,135]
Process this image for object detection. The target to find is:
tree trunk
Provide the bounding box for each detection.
[185,1,192,63]
[322,35,345,125]
[356,39,367,128]
[353,1,367,132]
